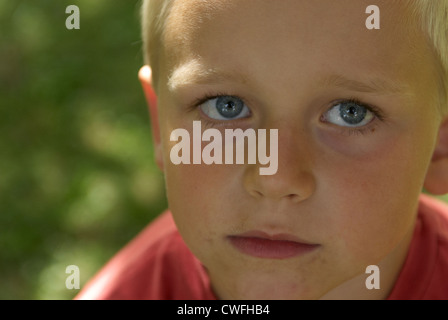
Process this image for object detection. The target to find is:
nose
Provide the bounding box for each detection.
[243,125,316,203]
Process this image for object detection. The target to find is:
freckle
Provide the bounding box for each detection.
[370,127,376,133]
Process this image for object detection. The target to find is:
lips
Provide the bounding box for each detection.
[228,231,320,259]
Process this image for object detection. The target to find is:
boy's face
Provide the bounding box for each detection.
[154,0,442,299]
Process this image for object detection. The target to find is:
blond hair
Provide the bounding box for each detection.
[141,0,174,92]
[410,0,448,114]
[141,0,448,113]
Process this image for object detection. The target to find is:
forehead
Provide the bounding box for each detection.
[161,0,437,101]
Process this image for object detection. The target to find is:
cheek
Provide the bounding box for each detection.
[164,163,218,251]
[156,106,244,249]
[165,162,231,212]
[161,134,246,246]
[319,130,430,262]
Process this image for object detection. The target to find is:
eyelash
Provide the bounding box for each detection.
[189,93,385,134]
[190,91,249,128]
[328,98,385,136]
[191,91,243,110]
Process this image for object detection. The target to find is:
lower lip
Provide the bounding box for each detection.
[228,236,319,259]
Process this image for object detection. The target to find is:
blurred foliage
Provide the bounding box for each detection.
[1,0,448,301]
[0,0,167,299]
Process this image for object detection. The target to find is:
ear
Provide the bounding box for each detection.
[424,117,448,195]
[138,65,164,171]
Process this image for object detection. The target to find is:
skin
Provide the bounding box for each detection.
[141,0,447,299]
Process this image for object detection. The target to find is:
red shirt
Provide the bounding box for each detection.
[388,194,448,299]
[75,212,215,300]
[76,194,448,300]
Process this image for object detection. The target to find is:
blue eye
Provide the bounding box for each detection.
[323,100,374,127]
[199,95,251,120]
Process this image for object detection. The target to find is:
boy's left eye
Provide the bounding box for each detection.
[199,95,251,121]
[322,100,375,127]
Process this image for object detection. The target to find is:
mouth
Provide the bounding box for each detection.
[227,231,320,260]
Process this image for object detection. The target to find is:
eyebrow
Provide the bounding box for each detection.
[168,60,410,96]
[167,60,247,91]
[318,74,410,96]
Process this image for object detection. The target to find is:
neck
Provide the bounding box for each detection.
[320,223,415,300]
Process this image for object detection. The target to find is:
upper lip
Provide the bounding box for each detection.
[230,230,317,245]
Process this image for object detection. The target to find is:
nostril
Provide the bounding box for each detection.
[286,193,302,202]
[243,163,316,203]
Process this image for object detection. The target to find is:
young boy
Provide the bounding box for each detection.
[76,0,448,299]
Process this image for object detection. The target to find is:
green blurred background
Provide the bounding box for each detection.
[1,0,448,300]
[1,0,167,299]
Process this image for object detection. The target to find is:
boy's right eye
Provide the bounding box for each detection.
[199,95,251,121]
